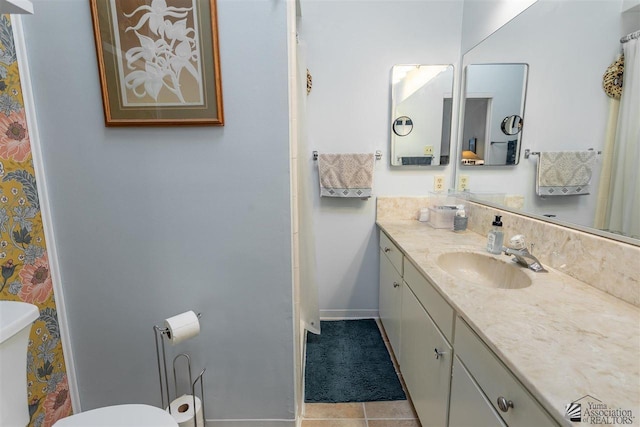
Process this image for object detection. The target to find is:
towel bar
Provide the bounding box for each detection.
[524,148,601,159]
[313,150,382,161]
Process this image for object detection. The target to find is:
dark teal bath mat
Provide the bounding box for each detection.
[304,319,406,402]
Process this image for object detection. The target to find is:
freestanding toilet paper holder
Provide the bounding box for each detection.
[153,313,206,426]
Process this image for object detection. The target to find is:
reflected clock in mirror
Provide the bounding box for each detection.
[393,116,414,136]
[460,63,528,166]
[501,114,523,135]
[390,64,454,166]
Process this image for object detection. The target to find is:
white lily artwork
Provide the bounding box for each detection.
[114,0,203,106]
[90,0,224,126]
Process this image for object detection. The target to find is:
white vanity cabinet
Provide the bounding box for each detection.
[377,227,561,427]
[379,232,403,357]
[400,282,452,426]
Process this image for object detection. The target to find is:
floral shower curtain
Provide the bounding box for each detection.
[604,36,640,238]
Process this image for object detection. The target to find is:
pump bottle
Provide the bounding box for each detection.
[486,215,504,254]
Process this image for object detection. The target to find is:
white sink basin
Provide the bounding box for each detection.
[437,252,532,289]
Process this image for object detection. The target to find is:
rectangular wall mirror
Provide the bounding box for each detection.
[390,64,454,167]
[460,63,528,166]
[455,0,638,245]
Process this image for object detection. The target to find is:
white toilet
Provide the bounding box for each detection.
[53,404,178,427]
[0,300,178,427]
[1,301,40,427]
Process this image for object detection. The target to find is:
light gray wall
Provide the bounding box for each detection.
[460,0,537,52]
[299,1,463,317]
[22,0,294,421]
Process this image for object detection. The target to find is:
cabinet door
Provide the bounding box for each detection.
[400,284,452,427]
[450,356,507,427]
[379,248,403,357]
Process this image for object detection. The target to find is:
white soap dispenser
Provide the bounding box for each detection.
[486,215,504,254]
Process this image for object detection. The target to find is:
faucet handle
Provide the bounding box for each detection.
[509,234,527,250]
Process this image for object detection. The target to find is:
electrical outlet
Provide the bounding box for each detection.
[424,145,434,156]
[434,175,445,192]
[458,175,470,191]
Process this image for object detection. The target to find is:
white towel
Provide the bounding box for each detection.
[536,151,596,196]
[317,153,374,198]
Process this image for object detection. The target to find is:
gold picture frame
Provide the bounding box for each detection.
[90,0,224,126]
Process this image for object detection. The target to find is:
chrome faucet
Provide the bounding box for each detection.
[503,235,547,272]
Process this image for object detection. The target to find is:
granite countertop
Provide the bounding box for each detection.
[377,219,640,427]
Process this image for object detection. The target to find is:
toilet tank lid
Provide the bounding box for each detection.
[0,301,39,344]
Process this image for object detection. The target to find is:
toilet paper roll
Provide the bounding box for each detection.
[167,395,205,427]
[164,311,200,345]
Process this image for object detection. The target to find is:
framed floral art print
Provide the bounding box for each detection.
[89,0,224,126]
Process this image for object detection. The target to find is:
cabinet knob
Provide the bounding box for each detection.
[393,282,400,288]
[384,247,391,253]
[497,397,514,412]
[434,348,445,359]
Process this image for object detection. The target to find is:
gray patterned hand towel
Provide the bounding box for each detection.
[318,153,374,198]
[536,151,596,196]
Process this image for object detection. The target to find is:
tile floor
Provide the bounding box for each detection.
[301,401,421,427]
[300,320,422,427]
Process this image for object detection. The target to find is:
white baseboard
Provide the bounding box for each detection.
[320,309,379,320]
[206,420,295,427]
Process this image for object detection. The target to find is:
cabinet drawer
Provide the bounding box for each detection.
[455,318,558,427]
[403,259,454,342]
[380,232,403,275]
